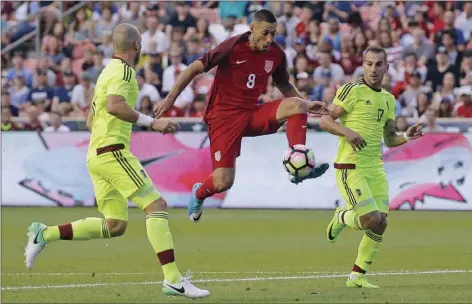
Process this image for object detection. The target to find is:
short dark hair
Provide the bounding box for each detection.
[253,9,277,23]
[363,46,388,63]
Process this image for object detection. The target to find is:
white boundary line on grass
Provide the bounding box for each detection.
[2,271,336,276]
[2,269,471,291]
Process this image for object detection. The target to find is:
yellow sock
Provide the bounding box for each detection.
[340,210,364,230]
[353,230,383,274]
[146,212,182,284]
[43,218,110,242]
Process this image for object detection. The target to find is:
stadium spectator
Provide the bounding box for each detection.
[275,35,296,70]
[189,93,206,118]
[93,7,116,44]
[8,74,29,113]
[7,52,33,88]
[432,72,457,107]
[423,106,446,133]
[33,58,57,88]
[438,98,454,118]
[2,91,19,117]
[1,106,20,131]
[137,70,161,110]
[70,73,94,116]
[194,18,216,49]
[456,86,472,118]
[167,2,197,33]
[27,69,54,113]
[66,7,95,58]
[138,95,154,117]
[441,29,463,71]
[323,18,342,52]
[397,71,429,117]
[52,69,75,114]
[218,1,247,22]
[142,15,169,55]
[313,51,344,86]
[277,2,299,47]
[426,46,457,92]
[54,58,78,87]
[402,27,435,67]
[44,111,70,132]
[416,92,431,118]
[460,51,472,84]
[454,2,472,41]
[86,50,105,83]
[435,10,466,50]
[22,105,45,131]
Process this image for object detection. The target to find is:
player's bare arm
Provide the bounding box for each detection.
[107,95,179,134]
[320,104,367,152]
[154,60,205,118]
[383,119,423,147]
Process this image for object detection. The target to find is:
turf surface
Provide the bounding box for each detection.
[2,207,472,303]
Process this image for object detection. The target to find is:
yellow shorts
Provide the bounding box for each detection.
[86,149,161,221]
[335,165,390,216]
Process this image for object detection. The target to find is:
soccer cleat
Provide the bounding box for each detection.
[327,207,347,243]
[24,222,47,270]
[290,162,330,184]
[162,270,210,299]
[188,183,204,223]
[346,274,379,288]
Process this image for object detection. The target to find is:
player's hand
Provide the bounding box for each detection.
[345,129,367,152]
[307,101,330,116]
[153,98,174,118]
[151,118,181,134]
[405,121,424,140]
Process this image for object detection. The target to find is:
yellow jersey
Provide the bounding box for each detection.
[87,57,138,160]
[332,79,396,169]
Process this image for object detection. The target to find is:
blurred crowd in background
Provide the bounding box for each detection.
[1,1,472,132]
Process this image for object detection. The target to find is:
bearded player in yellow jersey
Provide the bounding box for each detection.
[24,23,209,299]
[320,46,424,288]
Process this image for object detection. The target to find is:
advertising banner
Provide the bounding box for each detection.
[2,132,471,210]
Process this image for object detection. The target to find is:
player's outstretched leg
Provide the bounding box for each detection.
[143,197,209,298]
[276,97,329,183]
[25,217,114,269]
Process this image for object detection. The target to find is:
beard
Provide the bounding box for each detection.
[134,52,141,66]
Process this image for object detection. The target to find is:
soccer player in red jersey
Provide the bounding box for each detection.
[154,9,329,222]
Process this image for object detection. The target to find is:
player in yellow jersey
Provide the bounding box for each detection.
[320,46,424,288]
[24,23,209,299]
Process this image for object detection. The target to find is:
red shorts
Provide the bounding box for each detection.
[207,99,282,169]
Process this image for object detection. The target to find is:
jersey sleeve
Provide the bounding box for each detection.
[272,50,290,87]
[198,35,239,73]
[106,75,130,98]
[333,83,357,113]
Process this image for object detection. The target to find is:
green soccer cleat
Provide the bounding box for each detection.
[346,274,379,288]
[24,222,47,270]
[327,207,346,243]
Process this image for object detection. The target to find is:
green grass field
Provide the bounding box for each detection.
[2,207,472,303]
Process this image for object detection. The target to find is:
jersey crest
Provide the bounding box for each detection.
[264,60,274,73]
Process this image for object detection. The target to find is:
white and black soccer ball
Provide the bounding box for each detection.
[283,144,316,178]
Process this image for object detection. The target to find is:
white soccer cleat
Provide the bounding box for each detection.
[162,270,210,299]
[24,222,47,270]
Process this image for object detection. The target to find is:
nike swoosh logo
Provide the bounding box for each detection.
[33,232,40,244]
[354,283,362,287]
[140,151,181,167]
[328,224,335,240]
[192,211,203,221]
[166,284,185,293]
[236,60,247,64]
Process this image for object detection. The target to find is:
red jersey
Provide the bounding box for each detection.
[198,32,290,122]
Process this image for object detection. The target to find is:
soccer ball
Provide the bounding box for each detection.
[283,145,316,178]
